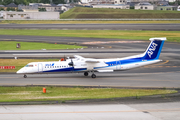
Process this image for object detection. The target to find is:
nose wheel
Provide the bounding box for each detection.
[24,74,27,78]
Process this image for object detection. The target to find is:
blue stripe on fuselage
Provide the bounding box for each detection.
[42,67,87,73]
[105,58,142,66]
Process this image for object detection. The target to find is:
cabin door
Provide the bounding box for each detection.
[38,63,43,72]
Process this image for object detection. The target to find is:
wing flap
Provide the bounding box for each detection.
[97,70,114,72]
[85,60,100,63]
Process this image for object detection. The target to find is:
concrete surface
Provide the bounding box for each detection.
[0,102,180,120]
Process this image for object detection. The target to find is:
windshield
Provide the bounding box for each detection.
[25,65,33,67]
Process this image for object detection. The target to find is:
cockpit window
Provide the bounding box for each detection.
[25,65,33,67]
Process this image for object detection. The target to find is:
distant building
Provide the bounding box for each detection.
[114,0,127,5]
[57,4,71,12]
[18,4,39,12]
[157,1,169,6]
[38,4,62,12]
[93,4,130,9]
[0,5,5,7]
[157,5,177,10]
[129,0,165,2]
[29,3,44,6]
[6,3,18,8]
[168,0,176,2]
[81,0,93,4]
[89,0,114,5]
[135,2,157,10]
[0,11,3,18]
[127,2,139,7]
[178,5,180,11]
[2,11,59,20]
[2,3,18,11]
[28,3,70,12]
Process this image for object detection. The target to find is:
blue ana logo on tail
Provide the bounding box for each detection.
[143,40,164,60]
[147,42,158,58]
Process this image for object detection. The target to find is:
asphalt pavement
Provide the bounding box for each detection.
[0,24,180,30]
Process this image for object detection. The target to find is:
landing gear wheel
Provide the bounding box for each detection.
[24,74,27,78]
[84,72,88,76]
[91,74,96,78]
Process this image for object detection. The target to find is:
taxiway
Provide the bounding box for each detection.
[0,24,180,30]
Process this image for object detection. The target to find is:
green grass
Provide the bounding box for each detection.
[0,86,177,102]
[60,7,180,19]
[0,59,59,73]
[0,41,86,50]
[0,29,180,42]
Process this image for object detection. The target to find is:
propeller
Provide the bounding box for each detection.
[68,58,74,66]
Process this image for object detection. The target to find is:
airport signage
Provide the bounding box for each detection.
[0,66,15,69]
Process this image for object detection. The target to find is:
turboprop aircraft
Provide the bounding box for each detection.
[17,37,166,78]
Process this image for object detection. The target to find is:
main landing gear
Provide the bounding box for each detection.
[84,72,96,78]
[24,74,27,78]
[84,72,88,76]
[91,73,96,78]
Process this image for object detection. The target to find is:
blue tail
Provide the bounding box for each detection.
[142,37,166,60]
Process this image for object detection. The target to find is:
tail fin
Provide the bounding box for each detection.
[142,37,166,60]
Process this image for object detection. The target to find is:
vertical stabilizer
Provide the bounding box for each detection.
[142,37,166,60]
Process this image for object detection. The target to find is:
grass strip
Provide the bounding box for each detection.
[0,29,180,42]
[0,59,59,73]
[1,20,180,24]
[0,41,86,50]
[0,86,177,102]
[60,7,180,19]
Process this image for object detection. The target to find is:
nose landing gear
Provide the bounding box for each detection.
[24,74,27,78]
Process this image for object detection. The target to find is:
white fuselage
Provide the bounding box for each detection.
[17,57,160,74]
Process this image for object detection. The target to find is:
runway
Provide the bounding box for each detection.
[0,24,180,30]
[1,65,180,88]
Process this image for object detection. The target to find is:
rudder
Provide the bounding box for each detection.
[142,37,166,60]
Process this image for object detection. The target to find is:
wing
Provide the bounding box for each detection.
[85,59,100,63]
[74,55,100,63]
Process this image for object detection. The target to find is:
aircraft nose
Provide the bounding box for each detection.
[16,69,24,74]
[16,70,21,74]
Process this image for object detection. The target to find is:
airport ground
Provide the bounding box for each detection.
[0,24,180,120]
[0,23,180,30]
[0,102,180,120]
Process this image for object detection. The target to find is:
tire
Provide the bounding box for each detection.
[84,72,88,76]
[24,75,27,78]
[91,74,96,78]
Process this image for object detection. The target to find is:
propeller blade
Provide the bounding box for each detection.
[68,59,74,66]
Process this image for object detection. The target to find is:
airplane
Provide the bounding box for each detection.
[17,37,166,78]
